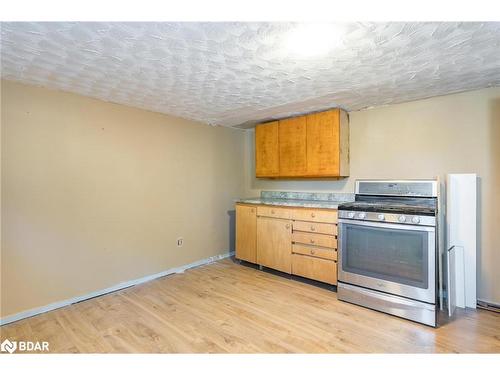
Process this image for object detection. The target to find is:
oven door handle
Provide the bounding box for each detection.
[337,218,435,232]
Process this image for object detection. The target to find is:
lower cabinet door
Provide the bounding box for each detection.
[257,217,292,273]
[236,205,257,263]
[292,254,337,285]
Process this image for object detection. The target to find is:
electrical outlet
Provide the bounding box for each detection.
[177,237,184,247]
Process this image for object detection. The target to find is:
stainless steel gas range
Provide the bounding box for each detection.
[337,180,439,327]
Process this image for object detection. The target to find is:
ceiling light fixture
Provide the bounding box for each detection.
[284,23,346,58]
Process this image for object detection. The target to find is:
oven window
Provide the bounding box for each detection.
[342,224,429,289]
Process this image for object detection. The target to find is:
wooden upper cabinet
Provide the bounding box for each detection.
[306,110,340,176]
[255,121,279,177]
[254,109,349,178]
[279,116,307,177]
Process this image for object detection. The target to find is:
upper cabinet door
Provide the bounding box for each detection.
[255,121,279,177]
[279,116,307,177]
[306,110,340,176]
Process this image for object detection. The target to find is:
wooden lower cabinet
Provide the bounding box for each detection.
[236,204,338,286]
[235,204,257,263]
[292,208,338,223]
[256,216,292,273]
[292,254,338,285]
[292,244,337,261]
[292,231,337,249]
[257,205,292,219]
[293,220,337,235]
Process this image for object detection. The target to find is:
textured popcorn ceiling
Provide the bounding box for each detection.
[1,22,500,127]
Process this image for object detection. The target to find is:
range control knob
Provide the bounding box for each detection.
[398,215,406,223]
[412,216,421,224]
[358,212,366,219]
[348,212,355,219]
[377,214,385,221]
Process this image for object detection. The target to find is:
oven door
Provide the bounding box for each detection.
[338,219,436,304]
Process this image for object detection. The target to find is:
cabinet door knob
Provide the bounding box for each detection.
[311,213,315,218]
[310,226,316,231]
[251,209,254,213]
[285,224,290,229]
[311,249,316,255]
[271,209,275,214]
[310,239,315,244]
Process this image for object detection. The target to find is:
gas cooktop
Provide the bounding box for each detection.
[338,197,437,216]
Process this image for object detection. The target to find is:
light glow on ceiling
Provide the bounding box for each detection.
[284,23,346,58]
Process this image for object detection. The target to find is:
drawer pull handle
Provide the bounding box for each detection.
[311,213,316,218]
[310,249,316,255]
[310,239,315,244]
[271,209,275,214]
[310,226,316,231]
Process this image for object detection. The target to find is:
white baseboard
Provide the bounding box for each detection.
[0,251,234,326]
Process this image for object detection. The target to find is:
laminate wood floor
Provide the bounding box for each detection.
[1,258,499,353]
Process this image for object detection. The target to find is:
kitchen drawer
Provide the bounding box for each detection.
[292,244,337,261]
[292,231,337,249]
[292,254,337,285]
[292,209,338,223]
[293,220,337,235]
[257,206,292,219]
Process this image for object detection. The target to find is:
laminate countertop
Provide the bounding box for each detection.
[235,191,355,210]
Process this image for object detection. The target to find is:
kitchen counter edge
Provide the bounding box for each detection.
[235,198,353,210]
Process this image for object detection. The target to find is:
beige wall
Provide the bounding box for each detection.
[244,87,500,304]
[1,80,246,318]
[2,80,499,319]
